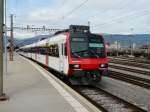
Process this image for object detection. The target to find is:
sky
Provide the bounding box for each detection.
[6,0,150,39]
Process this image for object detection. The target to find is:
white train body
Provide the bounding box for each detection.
[20,33,69,74]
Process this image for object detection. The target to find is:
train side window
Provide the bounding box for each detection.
[56,44,59,57]
[48,45,53,56]
[39,47,46,55]
[64,43,67,56]
[47,44,59,57]
[61,44,63,55]
[50,46,53,55]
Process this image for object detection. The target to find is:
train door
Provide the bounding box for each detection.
[59,43,64,73]
[62,43,68,74]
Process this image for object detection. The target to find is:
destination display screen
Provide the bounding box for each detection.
[71,38,85,42]
[89,43,104,48]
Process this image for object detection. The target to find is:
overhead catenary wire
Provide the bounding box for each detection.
[92,11,150,34]
[78,0,147,28]
[92,9,150,29]
[93,12,150,31]
[90,1,149,30]
[53,0,89,26]
[55,0,68,14]
[78,0,132,26]
[8,0,150,34]
[88,0,132,20]
[63,0,88,18]
[60,0,67,8]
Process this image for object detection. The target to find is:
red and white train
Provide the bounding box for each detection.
[18,25,109,85]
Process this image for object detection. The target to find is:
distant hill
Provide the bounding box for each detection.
[4,36,22,47]
[15,35,51,47]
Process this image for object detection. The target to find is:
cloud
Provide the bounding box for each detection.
[7,0,150,37]
[13,32,35,39]
[29,8,60,22]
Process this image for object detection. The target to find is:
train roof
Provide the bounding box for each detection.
[21,33,67,49]
[54,25,90,35]
[20,25,90,49]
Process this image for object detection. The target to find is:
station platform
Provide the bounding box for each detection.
[0,53,100,112]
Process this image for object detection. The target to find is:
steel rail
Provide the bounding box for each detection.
[109,71,150,89]
[109,64,150,76]
[73,86,147,112]
[110,60,150,69]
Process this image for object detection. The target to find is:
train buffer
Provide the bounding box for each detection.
[0,53,101,112]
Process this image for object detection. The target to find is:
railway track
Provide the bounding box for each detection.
[73,86,147,112]
[109,64,150,76]
[108,71,150,89]
[111,57,150,64]
[110,60,150,69]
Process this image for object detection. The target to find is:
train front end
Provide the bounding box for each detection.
[67,25,108,85]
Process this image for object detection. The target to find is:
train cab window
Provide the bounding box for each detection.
[70,34,105,58]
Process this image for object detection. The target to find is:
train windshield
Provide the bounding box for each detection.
[70,34,105,58]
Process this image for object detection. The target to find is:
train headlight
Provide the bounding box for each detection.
[69,64,80,69]
[73,64,80,69]
[100,64,108,68]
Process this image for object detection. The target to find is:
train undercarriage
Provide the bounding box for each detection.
[68,69,108,85]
